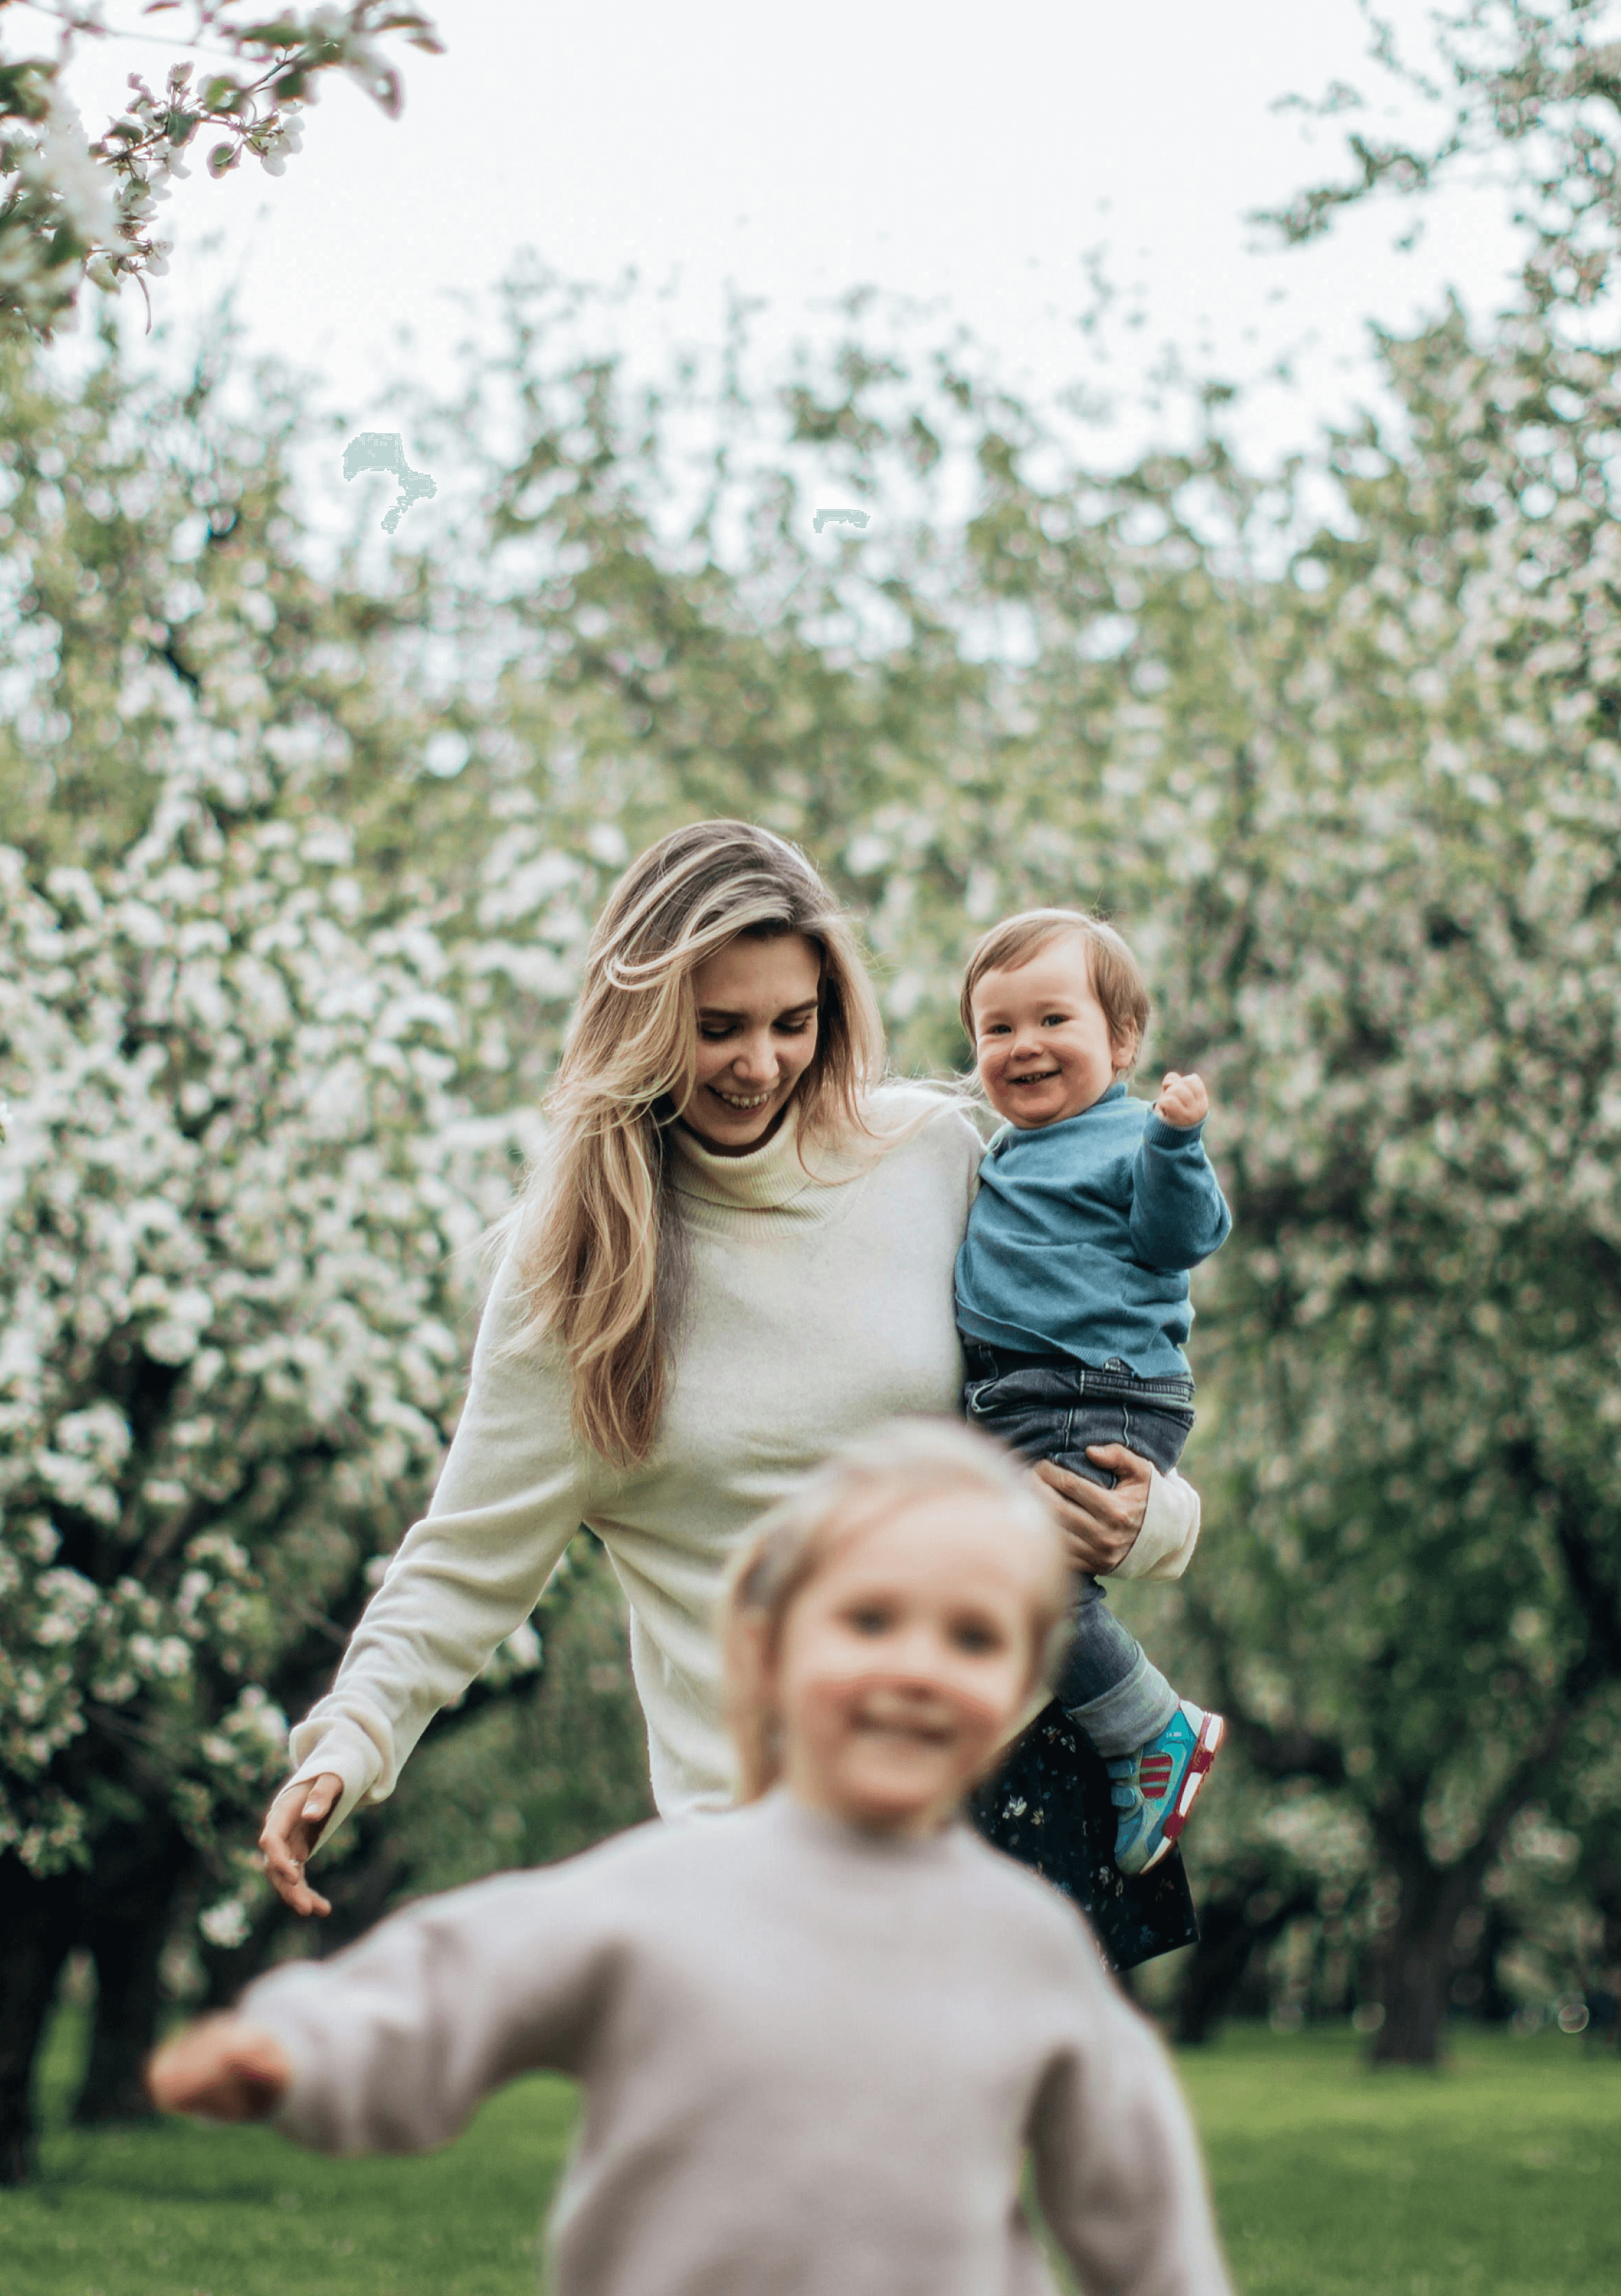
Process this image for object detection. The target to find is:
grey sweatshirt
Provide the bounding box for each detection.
[243,1791,1233,2296]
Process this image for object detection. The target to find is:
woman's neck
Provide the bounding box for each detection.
[666,1092,816,1213]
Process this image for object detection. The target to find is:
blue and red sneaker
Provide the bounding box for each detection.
[1105,1702,1225,1876]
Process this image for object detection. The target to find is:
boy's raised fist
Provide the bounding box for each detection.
[1155,1071,1209,1129]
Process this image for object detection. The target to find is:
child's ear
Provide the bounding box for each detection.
[1111,1024,1140,1074]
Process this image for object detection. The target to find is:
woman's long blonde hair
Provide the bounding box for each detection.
[721,1418,1071,1805]
[498,819,892,1467]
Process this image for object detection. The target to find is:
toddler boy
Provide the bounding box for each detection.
[956,908,1230,1875]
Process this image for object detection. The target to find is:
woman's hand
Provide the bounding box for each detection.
[1029,1444,1152,1576]
[147,2014,290,2121]
[259,1773,343,1917]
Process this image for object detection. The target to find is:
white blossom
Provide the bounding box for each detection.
[0,753,526,1873]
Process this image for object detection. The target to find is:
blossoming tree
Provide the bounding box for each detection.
[0,0,440,342]
[0,746,554,2177]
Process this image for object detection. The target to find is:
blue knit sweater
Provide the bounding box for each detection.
[954,1082,1232,1381]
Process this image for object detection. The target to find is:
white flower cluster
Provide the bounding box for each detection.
[0,3,442,342]
[0,763,529,1875]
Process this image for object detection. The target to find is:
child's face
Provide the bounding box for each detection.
[970,934,1134,1129]
[771,1494,1052,1838]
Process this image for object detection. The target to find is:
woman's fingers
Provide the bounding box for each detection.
[1029,1450,1152,1575]
[258,1773,341,1917]
[1028,1464,1131,1573]
[1081,1445,1153,1522]
[300,1774,340,1825]
[260,1841,332,1918]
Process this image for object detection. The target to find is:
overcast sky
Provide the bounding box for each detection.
[52,1,1529,545]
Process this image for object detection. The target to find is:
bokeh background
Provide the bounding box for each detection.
[3,2,1620,2289]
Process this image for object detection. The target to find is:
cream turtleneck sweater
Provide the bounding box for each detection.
[287,1086,1203,1835]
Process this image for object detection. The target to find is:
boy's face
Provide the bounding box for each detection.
[970,934,1135,1128]
[771,1493,1053,1838]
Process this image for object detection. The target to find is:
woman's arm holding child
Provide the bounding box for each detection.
[1033,1446,1202,1583]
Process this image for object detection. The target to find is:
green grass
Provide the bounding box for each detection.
[5,2009,1617,2294]
[1174,2024,1620,2296]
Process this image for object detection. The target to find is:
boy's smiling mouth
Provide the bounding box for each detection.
[1006,1068,1060,1086]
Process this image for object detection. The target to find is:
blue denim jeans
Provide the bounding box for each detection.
[961,1339,1193,1757]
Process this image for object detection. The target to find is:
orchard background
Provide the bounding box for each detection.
[2,0,1620,2195]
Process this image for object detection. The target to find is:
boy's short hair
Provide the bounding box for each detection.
[959,909,1150,1071]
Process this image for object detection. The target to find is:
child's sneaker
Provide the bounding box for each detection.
[1104,1702,1225,1876]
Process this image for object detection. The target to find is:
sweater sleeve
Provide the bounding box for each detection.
[242,1858,623,2156]
[1127,1115,1232,1274]
[1029,1988,1233,2296]
[284,1241,597,1846]
[1110,1462,1202,1583]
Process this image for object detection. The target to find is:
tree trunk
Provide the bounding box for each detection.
[72,1821,192,2127]
[1368,1853,1474,2067]
[1173,1879,1315,2046]
[1452,1902,1519,2025]
[0,1854,80,2186]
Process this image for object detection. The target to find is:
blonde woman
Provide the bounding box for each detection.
[259,820,1205,1949]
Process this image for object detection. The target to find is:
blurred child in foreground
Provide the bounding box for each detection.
[147,1418,1233,2296]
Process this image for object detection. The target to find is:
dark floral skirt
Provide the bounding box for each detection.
[970,1701,1200,1972]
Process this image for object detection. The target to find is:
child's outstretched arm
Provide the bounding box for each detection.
[1030,1984,1233,2296]
[1129,1079,1231,1273]
[147,1856,625,2157]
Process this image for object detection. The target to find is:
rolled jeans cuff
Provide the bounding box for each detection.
[1064,1649,1179,1760]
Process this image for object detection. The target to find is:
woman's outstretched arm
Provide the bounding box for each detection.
[262,1247,596,1911]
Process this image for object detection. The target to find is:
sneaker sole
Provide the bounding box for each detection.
[1136,1712,1225,1872]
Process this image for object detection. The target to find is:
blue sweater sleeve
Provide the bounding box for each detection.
[1128,1113,1232,1272]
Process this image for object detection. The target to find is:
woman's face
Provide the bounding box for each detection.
[679,931,823,1157]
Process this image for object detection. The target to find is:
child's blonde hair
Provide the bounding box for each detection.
[721,1418,1071,1805]
[959,909,1150,1076]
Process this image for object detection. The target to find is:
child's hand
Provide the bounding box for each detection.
[146,2014,291,2123]
[1155,1071,1209,1129]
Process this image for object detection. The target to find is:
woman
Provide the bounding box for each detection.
[261,821,1202,1947]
